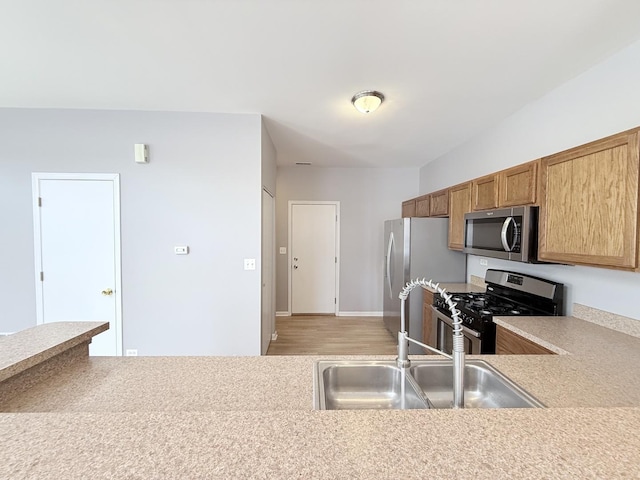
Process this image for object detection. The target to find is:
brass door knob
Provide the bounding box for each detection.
[101,288,113,296]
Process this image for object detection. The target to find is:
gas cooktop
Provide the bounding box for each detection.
[450,292,538,317]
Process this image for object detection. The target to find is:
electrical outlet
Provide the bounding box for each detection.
[244,258,256,270]
[125,349,138,356]
[480,259,488,266]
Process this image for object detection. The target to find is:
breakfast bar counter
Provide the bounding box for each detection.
[1,320,640,479]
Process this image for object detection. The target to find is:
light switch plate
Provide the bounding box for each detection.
[479,258,488,266]
[279,247,287,254]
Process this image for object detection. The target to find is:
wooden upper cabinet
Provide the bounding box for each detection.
[402,199,417,218]
[538,129,640,269]
[429,189,449,217]
[472,174,499,211]
[448,182,472,251]
[415,195,430,217]
[498,160,538,207]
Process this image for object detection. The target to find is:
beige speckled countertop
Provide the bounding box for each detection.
[0,321,107,382]
[2,316,640,478]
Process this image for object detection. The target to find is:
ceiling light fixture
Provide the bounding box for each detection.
[351,90,384,114]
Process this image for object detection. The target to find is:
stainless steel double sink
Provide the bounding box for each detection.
[313,359,544,410]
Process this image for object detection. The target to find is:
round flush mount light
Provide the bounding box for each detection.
[351,90,384,114]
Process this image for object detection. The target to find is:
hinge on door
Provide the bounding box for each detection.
[40,271,44,282]
[335,257,337,263]
[38,197,42,207]
[334,298,336,304]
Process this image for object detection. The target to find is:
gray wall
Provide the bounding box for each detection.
[275,166,419,314]
[0,108,267,354]
[419,37,640,321]
[261,120,277,194]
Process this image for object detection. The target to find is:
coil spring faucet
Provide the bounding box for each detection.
[398,278,465,409]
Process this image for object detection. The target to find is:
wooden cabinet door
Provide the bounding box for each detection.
[538,129,640,269]
[402,199,416,218]
[415,195,430,217]
[472,174,499,211]
[429,189,449,217]
[422,289,436,354]
[448,182,472,250]
[496,326,554,355]
[498,160,538,207]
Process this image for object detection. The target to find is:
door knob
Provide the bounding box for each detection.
[101,288,113,296]
[293,265,298,269]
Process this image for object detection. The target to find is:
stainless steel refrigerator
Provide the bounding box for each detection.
[383,217,466,353]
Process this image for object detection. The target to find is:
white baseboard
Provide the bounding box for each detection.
[0,332,15,336]
[271,331,278,341]
[276,311,383,317]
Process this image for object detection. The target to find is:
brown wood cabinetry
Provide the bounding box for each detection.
[422,289,436,354]
[402,199,416,218]
[448,182,472,250]
[472,174,499,211]
[496,326,555,355]
[415,195,430,217]
[538,129,640,269]
[498,161,538,207]
[429,189,449,217]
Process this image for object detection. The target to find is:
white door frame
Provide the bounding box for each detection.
[31,172,123,356]
[261,188,276,354]
[287,201,340,315]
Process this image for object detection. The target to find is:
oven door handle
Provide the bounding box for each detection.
[501,216,516,252]
[433,308,481,338]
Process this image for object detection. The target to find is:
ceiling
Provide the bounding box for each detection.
[3,1,640,168]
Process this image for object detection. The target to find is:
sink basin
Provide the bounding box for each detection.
[314,361,430,410]
[409,359,545,409]
[313,359,544,410]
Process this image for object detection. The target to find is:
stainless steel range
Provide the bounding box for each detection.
[431,269,564,355]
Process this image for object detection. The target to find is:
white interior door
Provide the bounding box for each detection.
[32,173,122,356]
[290,202,339,314]
[261,189,275,354]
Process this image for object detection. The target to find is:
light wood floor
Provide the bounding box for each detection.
[266,315,397,355]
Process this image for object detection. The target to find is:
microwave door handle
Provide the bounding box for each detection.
[501,216,516,252]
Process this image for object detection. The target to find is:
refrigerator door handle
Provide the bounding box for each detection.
[386,232,394,298]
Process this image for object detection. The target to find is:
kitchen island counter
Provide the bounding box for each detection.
[2,320,640,478]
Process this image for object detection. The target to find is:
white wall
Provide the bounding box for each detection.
[0,108,265,354]
[275,166,419,314]
[419,38,640,321]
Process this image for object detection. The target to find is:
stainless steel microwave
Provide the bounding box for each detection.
[463,206,540,263]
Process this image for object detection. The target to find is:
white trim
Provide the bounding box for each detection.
[276,311,291,317]
[287,201,341,315]
[0,332,15,336]
[337,311,384,317]
[31,172,123,356]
